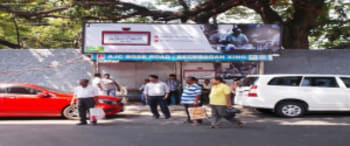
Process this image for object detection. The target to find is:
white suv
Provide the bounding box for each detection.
[235,74,350,117]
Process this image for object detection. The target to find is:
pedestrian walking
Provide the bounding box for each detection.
[139,79,150,105]
[102,73,121,97]
[71,79,99,126]
[92,73,104,95]
[144,75,171,119]
[165,74,181,105]
[209,77,244,128]
[181,76,202,125]
[201,79,212,105]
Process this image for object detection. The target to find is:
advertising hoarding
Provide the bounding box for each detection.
[83,23,281,54]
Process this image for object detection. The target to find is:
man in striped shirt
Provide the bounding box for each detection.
[181,76,202,124]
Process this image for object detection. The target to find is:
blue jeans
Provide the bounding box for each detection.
[105,89,116,97]
[140,93,146,105]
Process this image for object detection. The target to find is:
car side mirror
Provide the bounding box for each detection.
[38,92,51,98]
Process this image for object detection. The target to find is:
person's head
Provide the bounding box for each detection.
[94,73,101,78]
[193,77,199,83]
[204,79,210,84]
[186,76,196,85]
[233,81,240,86]
[211,76,224,85]
[232,28,242,36]
[79,79,89,88]
[169,74,176,80]
[149,75,159,83]
[144,79,150,83]
[104,73,110,79]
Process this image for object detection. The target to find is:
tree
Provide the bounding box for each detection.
[0,0,348,49]
[72,0,350,49]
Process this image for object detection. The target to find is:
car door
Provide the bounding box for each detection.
[0,86,8,115]
[300,76,348,110]
[1,85,43,116]
[339,77,350,108]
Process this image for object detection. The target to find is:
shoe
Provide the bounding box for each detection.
[153,116,160,119]
[209,125,216,129]
[165,116,171,119]
[237,121,244,128]
[76,122,87,126]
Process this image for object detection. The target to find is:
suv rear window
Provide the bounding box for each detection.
[241,77,258,86]
[301,77,339,88]
[268,76,302,86]
[340,77,350,88]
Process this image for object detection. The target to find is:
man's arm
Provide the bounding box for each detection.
[71,96,76,105]
[71,89,77,105]
[97,83,104,91]
[193,87,202,106]
[225,86,232,108]
[225,94,232,108]
[164,83,170,99]
[143,85,148,103]
[113,81,121,91]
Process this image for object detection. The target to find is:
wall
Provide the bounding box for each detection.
[265,49,350,74]
[0,49,93,91]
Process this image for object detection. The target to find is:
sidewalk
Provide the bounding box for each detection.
[124,103,248,114]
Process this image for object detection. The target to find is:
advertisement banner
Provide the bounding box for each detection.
[91,54,273,62]
[84,23,281,54]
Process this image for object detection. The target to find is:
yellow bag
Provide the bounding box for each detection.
[188,107,207,120]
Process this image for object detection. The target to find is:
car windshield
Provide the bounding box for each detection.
[38,86,71,94]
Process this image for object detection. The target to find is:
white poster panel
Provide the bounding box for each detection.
[84,23,281,54]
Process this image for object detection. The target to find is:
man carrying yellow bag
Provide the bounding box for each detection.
[181,76,204,125]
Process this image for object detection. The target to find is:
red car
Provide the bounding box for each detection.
[0,83,124,119]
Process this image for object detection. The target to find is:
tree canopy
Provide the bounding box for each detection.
[0,0,349,49]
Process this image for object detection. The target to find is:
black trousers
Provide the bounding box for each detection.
[148,96,171,118]
[184,104,202,123]
[77,98,96,124]
[201,89,210,105]
[167,90,180,105]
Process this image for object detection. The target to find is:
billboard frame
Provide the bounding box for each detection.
[82,22,282,55]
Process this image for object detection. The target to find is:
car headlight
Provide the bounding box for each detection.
[98,99,117,105]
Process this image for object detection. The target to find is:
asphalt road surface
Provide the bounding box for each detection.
[0,105,350,146]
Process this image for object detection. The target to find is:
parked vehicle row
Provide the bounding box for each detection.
[235,74,350,117]
[0,83,124,119]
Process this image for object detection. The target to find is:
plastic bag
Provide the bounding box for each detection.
[89,107,105,120]
[188,106,208,120]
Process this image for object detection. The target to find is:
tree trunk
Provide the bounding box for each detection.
[282,23,310,49]
[12,17,21,48]
[0,39,21,48]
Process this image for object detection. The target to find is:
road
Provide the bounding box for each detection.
[0,105,350,146]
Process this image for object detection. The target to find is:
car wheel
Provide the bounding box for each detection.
[62,105,80,120]
[256,108,273,114]
[276,101,305,118]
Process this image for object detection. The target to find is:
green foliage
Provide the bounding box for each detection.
[0,0,348,49]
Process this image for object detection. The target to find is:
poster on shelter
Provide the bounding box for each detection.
[83,23,281,54]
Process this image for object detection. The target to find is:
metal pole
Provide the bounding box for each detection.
[259,61,264,74]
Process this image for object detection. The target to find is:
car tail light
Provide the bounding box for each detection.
[248,93,258,97]
[248,85,258,97]
[251,85,258,89]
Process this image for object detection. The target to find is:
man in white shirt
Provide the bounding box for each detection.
[102,73,121,97]
[92,73,104,95]
[143,75,171,119]
[71,79,99,125]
